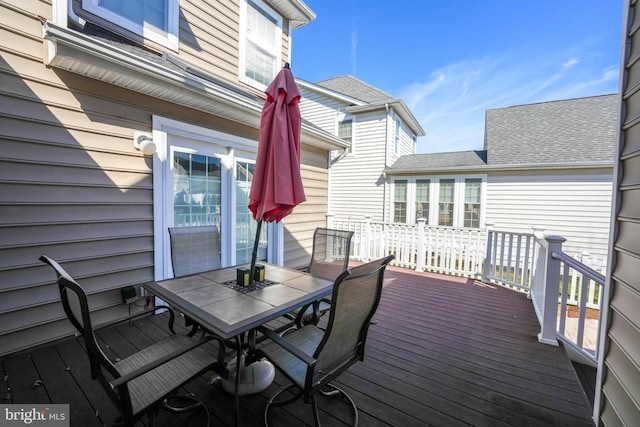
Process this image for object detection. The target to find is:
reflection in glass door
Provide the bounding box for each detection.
[173,152,221,228]
[236,160,267,264]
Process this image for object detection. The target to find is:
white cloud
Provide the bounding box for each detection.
[399,51,619,154]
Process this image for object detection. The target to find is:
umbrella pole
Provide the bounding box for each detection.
[250,220,262,284]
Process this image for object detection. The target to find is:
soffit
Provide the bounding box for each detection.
[41,21,345,151]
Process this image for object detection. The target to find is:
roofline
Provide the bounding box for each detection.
[349,99,426,136]
[295,78,367,105]
[42,21,346,151]
[384,161,613,175]
[271,0,316,29]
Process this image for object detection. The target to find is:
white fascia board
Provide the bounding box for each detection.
[349,99,426,136]
[295,79,366,106]
[384,162,613,175]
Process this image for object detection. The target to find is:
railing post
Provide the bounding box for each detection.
[416,218,426,271]
[482,222,494,282]
[364,215,372,261]
[538,234,566,346]
[326,212,335,228]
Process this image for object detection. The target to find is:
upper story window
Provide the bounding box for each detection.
[338,118,353,153]
[394,119,401,154]
[82,0,179,50]
[239,0,283,89]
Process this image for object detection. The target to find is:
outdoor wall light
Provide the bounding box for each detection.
[133,131,156,155]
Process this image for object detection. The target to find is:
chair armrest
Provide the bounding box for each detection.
[256,325,316,367]
[110,334,223,389]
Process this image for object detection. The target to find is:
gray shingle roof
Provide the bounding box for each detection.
[388,151,488,172]
[315,75,394,103]
[485,94,618,165]
[386,94,618,174]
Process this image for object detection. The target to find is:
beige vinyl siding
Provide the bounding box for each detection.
[283,144,329,268]
[485,171,613,258]
[330,110,388,222]
[597,1,640,424]
[0,0,304,356]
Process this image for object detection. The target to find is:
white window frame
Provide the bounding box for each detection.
[390,175,486,228]
[82,0,179,50]
[336,113,355,155]
[394,117,402,154]
[238,0,283,90]
[152,116,282,280]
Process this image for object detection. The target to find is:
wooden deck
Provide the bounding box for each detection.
[0,266,595,426]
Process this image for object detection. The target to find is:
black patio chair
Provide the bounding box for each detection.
[281,228,354,331]
[168,225,222,277]
[256,254,394,427]
[40,255,226,427]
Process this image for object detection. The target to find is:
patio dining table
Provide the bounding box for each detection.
[143,262,334,426]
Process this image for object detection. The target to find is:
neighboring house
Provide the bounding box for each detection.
[0,0,347,356]
[385,94,618,259]
[297,75,426,222]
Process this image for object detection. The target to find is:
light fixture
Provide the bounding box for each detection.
[133,131,156,155]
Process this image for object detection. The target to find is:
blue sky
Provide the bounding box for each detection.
[291,1,623,154]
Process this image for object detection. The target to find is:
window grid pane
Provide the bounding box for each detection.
[464,179,482,228]
[173,152,221,228]
[235,161,267,263]
[394,180,407,223]
[416,179,430,223]
[438,179,454,226]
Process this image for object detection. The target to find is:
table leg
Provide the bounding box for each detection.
[233,333,243,427]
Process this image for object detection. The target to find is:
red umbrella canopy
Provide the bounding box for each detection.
[249,66,306,223]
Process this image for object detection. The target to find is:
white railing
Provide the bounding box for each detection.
[330,216,606,366]
[483,228,604,366]
[331,216,486,278]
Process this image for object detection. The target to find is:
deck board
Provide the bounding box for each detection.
[0,266,595,426]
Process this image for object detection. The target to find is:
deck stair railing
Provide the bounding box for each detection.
[484,227,605,366]
[330,216,605,366]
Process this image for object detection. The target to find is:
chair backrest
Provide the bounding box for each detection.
[308,254,394,394]
[39,255,118,378]
[168,225,222,277]
[307,228,354,281]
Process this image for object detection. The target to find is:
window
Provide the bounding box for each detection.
[153,116,280,279]
[394,119,401,154]
[338,119,352,143]
[239,0,282,89]
[82,0,179,50]
[390,175,485,228]
[235,161,267,264]
[463,178,482,228]
[173,152,221,227]
[393,180,408,223]
[438,179,455,226]
[415,179,430,222]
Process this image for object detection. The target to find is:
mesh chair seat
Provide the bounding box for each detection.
[40,255,226,426]
[257,255,394,427]
[281,228,354,331]
[116,335,217,416]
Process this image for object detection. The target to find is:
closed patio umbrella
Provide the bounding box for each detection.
[248,63,305,281]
